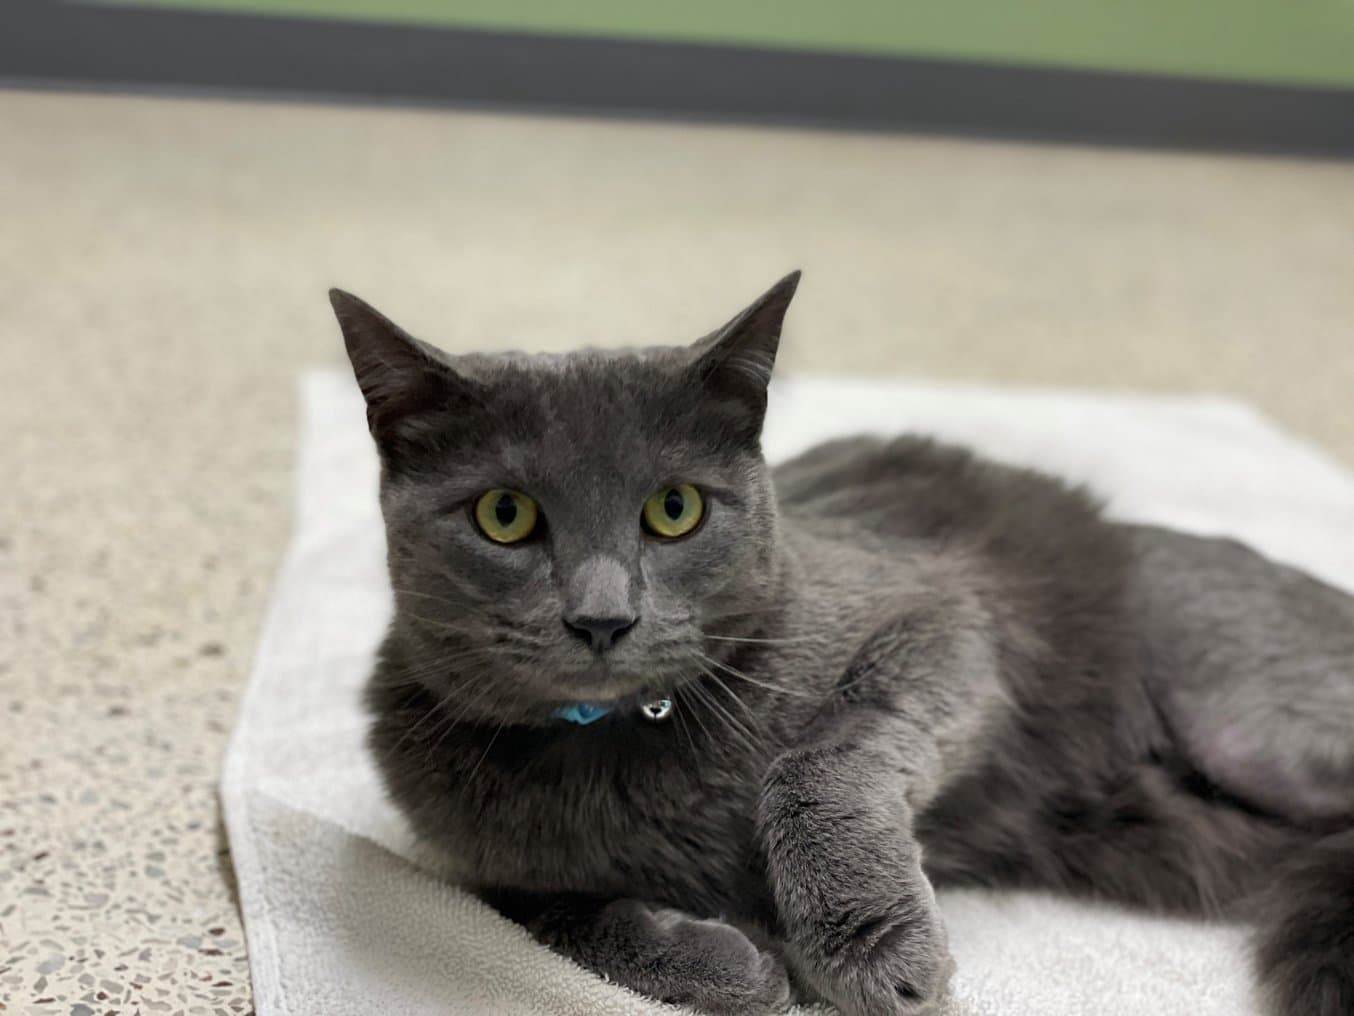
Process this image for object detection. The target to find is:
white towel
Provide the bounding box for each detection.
[223,370,1354,1016]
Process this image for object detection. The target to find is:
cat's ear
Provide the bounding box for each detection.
[329,288,482,456]
[690,271,800,439]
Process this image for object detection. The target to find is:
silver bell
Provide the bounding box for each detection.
[639,698,673,722]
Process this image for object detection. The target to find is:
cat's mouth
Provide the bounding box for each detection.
[550,674,660,706]
[546,661,685,711]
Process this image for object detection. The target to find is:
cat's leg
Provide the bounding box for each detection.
[1126,525,1354,823]
[482,889,792,1015]
[758,605,1002,1016]
[759,727,952,1015]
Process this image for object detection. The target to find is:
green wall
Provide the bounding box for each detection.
[119,0,1354,89]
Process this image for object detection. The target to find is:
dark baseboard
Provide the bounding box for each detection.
[3,0,1352,156]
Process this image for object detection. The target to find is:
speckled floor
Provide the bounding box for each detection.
[2,88,1352,1015]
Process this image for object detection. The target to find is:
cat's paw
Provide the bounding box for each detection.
[758,746,954,1014]
[790,884,954,1016]
[602,901,792,1016]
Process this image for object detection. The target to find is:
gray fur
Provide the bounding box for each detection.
[331,275,1354,1016]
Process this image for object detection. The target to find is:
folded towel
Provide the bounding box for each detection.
[223,370,1354,1016]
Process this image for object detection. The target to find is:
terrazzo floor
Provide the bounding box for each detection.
[2,88,1352,1016]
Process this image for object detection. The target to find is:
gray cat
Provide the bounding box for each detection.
[330,274,1354,1016]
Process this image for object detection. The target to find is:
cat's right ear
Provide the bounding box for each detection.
[329,289,482,456]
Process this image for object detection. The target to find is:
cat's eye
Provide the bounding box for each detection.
[474,488,539,544]
[642,484,704,539]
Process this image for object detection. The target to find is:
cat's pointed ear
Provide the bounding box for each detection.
[329,288,481,456]
[690,271,800,439]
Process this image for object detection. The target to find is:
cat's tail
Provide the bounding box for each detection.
[1250,827,1354,1016]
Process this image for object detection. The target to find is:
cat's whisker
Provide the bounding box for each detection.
[387,671,481,737]
[373,648,506,688]
[420,676,505,769]
[464,720,506,788]
[410,646,524,672]
[371,644,498,676]
[700,667,769,738]
[389,587,474,610]
[673,702,698,759]
[405,612,481,638]
[377,639,542,762]
[699,688,764,760]
[400,636,537,670]
[676,682,719,751]
[686,680,753,758]
[704,633,815,646]
[686,662,766,758]
[702,603,788,622]
[403,622,557,660]
[376,654,510,761]
[382,689,457,760]
[694,650,818,700]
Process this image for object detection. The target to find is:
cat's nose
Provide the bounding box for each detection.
[563,614,637,653]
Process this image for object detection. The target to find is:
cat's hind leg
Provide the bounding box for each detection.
[1126,526,1354,1014]
[1127,526,1354,825]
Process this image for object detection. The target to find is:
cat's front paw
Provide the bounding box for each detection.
[601,901,792,1016]
[759,748,955,1014]
[787,879,953,1016]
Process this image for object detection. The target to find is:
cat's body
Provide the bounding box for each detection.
[337,276,1354,1016]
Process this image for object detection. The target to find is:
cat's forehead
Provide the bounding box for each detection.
[454,343,687,378]
[464,346,698,424]
[437,344,747,485]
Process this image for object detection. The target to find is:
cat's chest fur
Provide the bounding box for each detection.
[367,672,784,915]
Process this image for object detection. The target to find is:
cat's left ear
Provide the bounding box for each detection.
[690,271,800,440]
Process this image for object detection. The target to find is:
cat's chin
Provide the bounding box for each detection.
[550,676,660,705]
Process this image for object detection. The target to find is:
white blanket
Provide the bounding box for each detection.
[223,370,1354,1016]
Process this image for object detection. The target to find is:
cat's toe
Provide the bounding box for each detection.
[846,925,952,1015]
[630,904,792,1015]
[795,897,953,1016]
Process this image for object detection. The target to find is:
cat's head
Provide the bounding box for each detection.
[332,273,800,724]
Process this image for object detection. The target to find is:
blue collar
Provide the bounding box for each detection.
[553,702,613,725]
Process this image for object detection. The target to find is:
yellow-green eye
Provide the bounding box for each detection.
[474,488,539,544]
[642,484,704,539]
